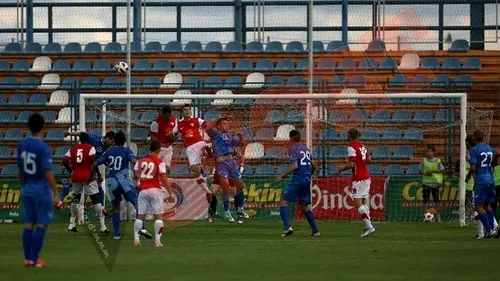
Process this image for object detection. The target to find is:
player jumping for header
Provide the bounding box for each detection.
[335,128,376,237]
[150,105,177,171]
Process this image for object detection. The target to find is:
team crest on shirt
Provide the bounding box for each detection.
[190,123,194,127]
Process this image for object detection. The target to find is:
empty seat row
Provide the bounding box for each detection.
[0,110,56,123]
[389,74,473,88]
[0,163,66,176]
[0,91,71,106]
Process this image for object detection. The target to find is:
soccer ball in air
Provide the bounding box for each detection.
[115,61,129,74]
[424,212,434,222]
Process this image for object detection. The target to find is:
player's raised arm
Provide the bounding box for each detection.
[65,130,81,137]
[93,150,109,170]
[62,148,73,174]
[204,117,221,133]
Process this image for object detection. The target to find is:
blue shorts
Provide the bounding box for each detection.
[282,177,311,205]
[215,159,241,181]
[474,183,496,206]
[106,177,138,206]
[22,194,53,225]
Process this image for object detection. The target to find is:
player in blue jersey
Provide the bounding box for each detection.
[205,117,247,224]
[93,131,152,239]
[274,130,320,237]
[17,113,59,268]
[466,130,497,238]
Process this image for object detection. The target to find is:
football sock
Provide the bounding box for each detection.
[279,206,291,230]
[98,186,105,205]
[235,191,244,212]
[133,219,142,242]
[210,194,218,214]
[70,203,78,224]
[223,194,230,212]
[112,212,120,237]
[473,211,484,236]
[196,176,211,193]
[154,220,164,242]
[22,228,33,261]
[135,209,146,230]
[31,227,46,263]
[491,201,497,217]
[304,210,319,233]
[486,210,495,231]
[478,212,492,233]
[358,205,373,229]
[94,203,106,229]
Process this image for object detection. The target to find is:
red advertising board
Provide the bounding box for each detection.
[296,177,386,220]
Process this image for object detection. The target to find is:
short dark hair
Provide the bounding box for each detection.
[473,130,484,143]
[181,104,191,111]
[348,128,359,140]
[150,140,161,153]
[114,131,126,146]
[79,132,90,143]
[289,130,301,142]
[28,113,45,133]
[216,117,229,126]
[162,106,172,115]
[104,131,115,139]
[465,134,474,147]
[427,145,436,152]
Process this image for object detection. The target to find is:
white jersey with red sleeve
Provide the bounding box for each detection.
[64,143,96,183]
[134,154,167,191]
[172,117,206,147]
[150,116,177,146]
[347,140,370,182]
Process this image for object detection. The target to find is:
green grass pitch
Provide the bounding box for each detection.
[0,221,499,281]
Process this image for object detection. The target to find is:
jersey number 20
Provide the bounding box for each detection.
[108,156,123,170]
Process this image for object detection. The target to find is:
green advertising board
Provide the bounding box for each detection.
[385,176,460,221]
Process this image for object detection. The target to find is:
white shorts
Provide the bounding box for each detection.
[138,188,164,215]
[159,146,173,167]
[186,141,206,166]
[72,181,99,196]
[351,178,371,199]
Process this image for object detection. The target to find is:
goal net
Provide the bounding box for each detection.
[79,92,485,226]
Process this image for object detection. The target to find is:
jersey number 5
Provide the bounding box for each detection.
[140,162,155,179]
[76,149,83,163]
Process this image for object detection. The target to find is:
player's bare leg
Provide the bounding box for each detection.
[355,198,375,237]
[89,193,109,234]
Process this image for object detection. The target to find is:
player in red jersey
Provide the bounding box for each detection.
[62,132,109,234]
[171,104,211,197]
[133,141,174,247]
[150,105,177,170]
[335,128,375,237]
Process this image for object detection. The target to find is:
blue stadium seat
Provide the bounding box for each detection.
[264,110,286,123]
[20,77,39,89]
[84,42,102,53]
[164,41,182,53]
[385,164,405,176]
[431,75,451,88]
[286,41,304,52]
[0,60,10,71]
[182,76,201,88]
[328,111,348,123]
[255,128,274,141]
[310,41,325,52]
[1,164,19,175]
[368,164,383,176]
[203,110,220,121]
[358,57,377,70]
[193,60,212,71]
[246,41,264,53]
[0,77,18,89]
[411,74,431,87]
[144,41,162,53]
[81,77,100,89]
[224,76,243,88]
[204,41,223,53]
[455,74,473,87]
[128,41,142,53]
[275,59,295,71]
[11,60,30,71]
[320,127,338,140]
[142,76,162,88]
[286,109,305,122]
[255,59,274,71]
[371,145,391,159]
[336,58,356,70]
[327,75,346,87]
[316,58,335,70]
[43,42,62,54]
[131,97,150,106]
[224,41,243,52]
[101,77,121,88]
[441,58,461,70]
[173,59,192,71]
[366,39,386,51]
[0,146,10,158]
[72,60,91,71]
[9,94,27,105]
[255,164,275,176]
[137,147,149,158]
[393,146,413,159]
[3,42,22,54]
[378,57,398,70]
[4,129,24,141]
[381,127,402,141]
[286,76,307,87]
[213,59,233,71]
[413,110,433,122]
[421,57,440,69]
[140,111,158,123]
[449,39,469,51]
[434,109,454,122]
[29,94,47,106]
[276,164,289,176]
[104,42,122,53]
[64,42,82,53]
[45,129,64,141]
[92,60,111,71]
[52,164,63,175]
[462,57,481,70]
[16,111,32,123]
[265,146,287,159]
[403,127,423,141]
[296,59,310,70]
[370,110,390,122]
[265,41,284,52]
[350,110,369,122]
[132,59,151,71]
[152,60,171,71]
[406,164,420,175]
[265,76,284,87]
[330,145,348,158]
[234,59,253,71]
[233,98,254,106]
[0,94,6,105]
[360,127,380,141]
[131,128,148,141]
[391,110,412,122]
[184,41,202,53]
[203,76,223,89]
[389,74,408,87]
[52,59,71,71]
[326,41,349,52]
[24,43,42,53]
[60,77,79,89]
[241,164,254,177]
[312,145,327,158]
